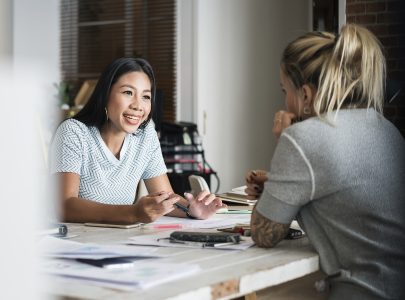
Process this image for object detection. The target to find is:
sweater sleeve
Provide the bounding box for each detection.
[256,132,314,224]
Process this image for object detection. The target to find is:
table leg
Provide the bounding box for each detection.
[244,292,257,300]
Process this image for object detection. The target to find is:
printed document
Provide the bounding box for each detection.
[39,236,161,259]
[42,258,200,291]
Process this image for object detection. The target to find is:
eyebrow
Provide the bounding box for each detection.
[119,84,151,93]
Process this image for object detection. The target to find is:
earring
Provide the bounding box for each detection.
[105,107,109,121]
[303,106,311,115]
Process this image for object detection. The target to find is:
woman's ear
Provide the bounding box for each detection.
[301,84,314,106]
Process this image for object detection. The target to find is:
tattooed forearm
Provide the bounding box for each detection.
[250,208,290,248]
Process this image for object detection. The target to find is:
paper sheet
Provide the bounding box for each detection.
[149,214,251,229]
[42,258,200,290]
[39,236,161,259]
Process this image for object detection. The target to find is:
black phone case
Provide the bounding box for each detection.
[76,257,134,268]
[170,231,241,243]
[285,228,303,240]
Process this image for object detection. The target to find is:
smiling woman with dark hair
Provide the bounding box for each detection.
[50,57,225,224]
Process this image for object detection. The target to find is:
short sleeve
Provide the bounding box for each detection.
[256,132,314,224]
[141,125,167,179]
[49,120,85,175]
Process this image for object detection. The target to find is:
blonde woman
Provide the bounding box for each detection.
[246,24,405,299]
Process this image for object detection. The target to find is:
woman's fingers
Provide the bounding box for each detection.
[144,193,180,215]
[146,191,172,203]
[202,193,217,206]
[195,190,210,201]
[246,170,268,184]
[273,110,297,139]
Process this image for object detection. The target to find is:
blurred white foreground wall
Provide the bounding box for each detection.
[0,60,56,299]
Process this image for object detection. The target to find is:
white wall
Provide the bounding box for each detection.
[0,0,13,58]
[13,0,60,86]
[339,0,347,29]
[176,0,195,122]
[189,0,311,192]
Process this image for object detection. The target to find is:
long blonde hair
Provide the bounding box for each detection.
[281,24,386,117]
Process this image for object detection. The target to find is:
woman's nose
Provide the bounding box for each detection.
[129,98,143,111]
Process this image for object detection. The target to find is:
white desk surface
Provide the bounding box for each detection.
[44,222,319,300]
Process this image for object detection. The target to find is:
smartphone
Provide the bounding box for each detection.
[84,222,142,229]
[170,231,241,243]
[76,257,135,269]
[285,228,303,239]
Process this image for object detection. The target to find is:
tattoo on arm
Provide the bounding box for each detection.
[251,208,290,248]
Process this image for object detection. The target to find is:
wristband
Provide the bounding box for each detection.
[185,204,197,219]
[174,202,197,219]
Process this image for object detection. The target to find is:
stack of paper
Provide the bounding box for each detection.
[218,186,257,205]
[39,236,160,260]
[42,258,200,291]
[147,215,252,229]
[39,236,200,290]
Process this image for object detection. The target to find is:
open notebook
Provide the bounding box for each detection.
[217,186,257,205]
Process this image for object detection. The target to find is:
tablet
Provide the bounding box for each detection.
[84,222,142,229]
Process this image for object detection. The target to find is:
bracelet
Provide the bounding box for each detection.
[174,202,197,219]
[185,204,197,219]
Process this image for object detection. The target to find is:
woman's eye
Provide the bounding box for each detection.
[143,95,151,101]
[123,90,133,96]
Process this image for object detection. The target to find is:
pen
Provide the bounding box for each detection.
[168,239,237,248]
[174,202,189,214]
[174,202,197,219]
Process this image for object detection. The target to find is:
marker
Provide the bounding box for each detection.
[142,223,185,229]
[211,242,237,248]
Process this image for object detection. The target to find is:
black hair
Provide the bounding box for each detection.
[73,57,156,131]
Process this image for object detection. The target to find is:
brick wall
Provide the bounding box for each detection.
[347,0,405,137]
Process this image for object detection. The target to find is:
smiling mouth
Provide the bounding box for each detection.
[123,114,142,124]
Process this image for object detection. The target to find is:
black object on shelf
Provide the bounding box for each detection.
[160,121,219,195]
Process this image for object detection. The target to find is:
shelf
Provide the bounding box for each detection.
[164,159,199,164]
[78,20,127,27]
[162,150,204,155]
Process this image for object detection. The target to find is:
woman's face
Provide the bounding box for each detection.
[106,71,152,135]
[279,68,304,117]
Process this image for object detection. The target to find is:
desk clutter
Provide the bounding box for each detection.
[39,236,199,290]
[39,214,254,291]
[40,212,304,292]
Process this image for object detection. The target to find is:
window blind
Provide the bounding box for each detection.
[60,0,176,122]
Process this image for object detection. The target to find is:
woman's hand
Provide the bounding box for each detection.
[245,170,268,200]
[134,192,180,223]
[272,110,296,140]
[186,191,227,220]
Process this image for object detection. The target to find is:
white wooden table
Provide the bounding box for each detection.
[44,222,319,300]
